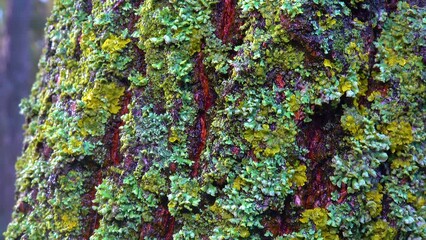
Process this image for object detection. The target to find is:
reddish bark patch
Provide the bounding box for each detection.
[296,106,344,208]
[262,213,297,236]
[231,146,240,155]
[133,45,146,76]
[275,74,286,88]
[190,113,207,178]
[110,129,121,165]
[299,160,336,208]
[36,141,52,159]
[279,14,325,61]
[301,152,335,208]
[74,33,82,60]
[262,214,286,236]
[17,201,32,214]
[294,108,305,122]
[139,205,175,239]
[337,183,348,204]
[190,52,213,178]
[81,170,103,239]
[262,196,299,237]
[169,162,177,173]
[306,129,326,161]
[216,0,237,43]
[195,52,212,111]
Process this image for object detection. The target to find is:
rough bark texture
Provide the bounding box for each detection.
[4,0,426,239]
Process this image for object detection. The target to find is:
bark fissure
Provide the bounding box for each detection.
[139,205,175,240]
[110,91,132,166]
[190,52,212,178]
[5,1,425,239]
[84,91,132,239]
[216,0,237,43]
[296,105,344,209]
[82,170,102,239]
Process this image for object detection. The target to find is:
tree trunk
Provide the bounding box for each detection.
[0,0,32,236]
[4,0,425,239]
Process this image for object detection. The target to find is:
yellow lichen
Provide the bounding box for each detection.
[384,48,407,67]
[233,176,246,191]
[169,127,180,143]
[209,203,233,220]
[367,91,382,102]
[368,220,396,240]
[78,81,125,137]
[319,15,337,30]
[321,231,340,240]
[81,31,97,58]
[390,159,411,169]
[300,208,329,228]
[324,59,333,68]
[341,115,364,140]
[238,226,250,238]
[366,185,383,218]
[243,122,296,157]
[407,193,425,210]
[381,121,413,152]
[288,95,300,112]
[82,81,125,114]
[339,77,353,93]
[291,164,307,187]
[60,213,79,231]
[63,137,83,155]
[101,34,131,54]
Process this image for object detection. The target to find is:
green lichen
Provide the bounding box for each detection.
[5,0,425,239]
[168,174,201,216]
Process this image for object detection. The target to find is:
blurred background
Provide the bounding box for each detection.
[0,0,52,237]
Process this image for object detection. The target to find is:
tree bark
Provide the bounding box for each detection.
[4,0,425,239]
[0,0,32,236]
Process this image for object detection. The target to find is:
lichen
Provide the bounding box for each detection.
[300,207,329,228]
[5,0,425,239]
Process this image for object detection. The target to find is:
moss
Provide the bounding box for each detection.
[92,176,155,239]
[367,91,382,102]
[168,126,180,143]
[51,170,87,236]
